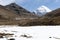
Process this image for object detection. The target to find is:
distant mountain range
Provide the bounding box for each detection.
[0,3,60,26]
[25,8,60,25]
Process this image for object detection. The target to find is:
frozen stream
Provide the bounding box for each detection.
[0,26,60,40]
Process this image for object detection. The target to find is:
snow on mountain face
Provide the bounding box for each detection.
[35,5,52,16]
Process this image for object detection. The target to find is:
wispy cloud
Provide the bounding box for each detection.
[55,0,59,2]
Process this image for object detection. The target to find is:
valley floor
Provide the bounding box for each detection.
[0,26,60,40]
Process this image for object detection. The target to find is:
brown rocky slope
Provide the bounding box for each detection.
[19,8,60,26]
[0,3,60,26]
[0,3,39,25]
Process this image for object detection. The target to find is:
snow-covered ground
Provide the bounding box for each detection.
[0,26,60,40]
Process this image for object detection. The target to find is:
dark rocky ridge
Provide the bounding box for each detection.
[0,3,40,25]
[0,5,20,20]
[45,8,60,17]
[4,3,38,18]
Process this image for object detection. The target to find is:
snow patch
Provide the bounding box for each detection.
[0,26,60,40]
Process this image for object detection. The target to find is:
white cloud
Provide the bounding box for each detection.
[0,0,26,6]
[0,0,15,6]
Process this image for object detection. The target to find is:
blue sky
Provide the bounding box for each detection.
[0,0,60,12]
[16,0,60,12]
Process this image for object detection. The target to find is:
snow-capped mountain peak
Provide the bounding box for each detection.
[37,5,51,12]
[35,5,52,16]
